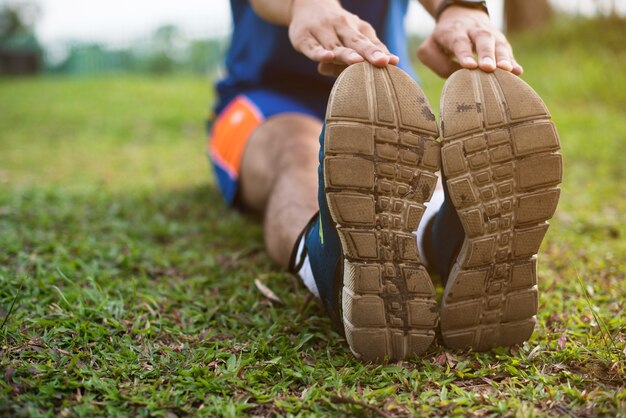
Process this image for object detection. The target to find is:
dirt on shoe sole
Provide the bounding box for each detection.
[439,69,563,351]
[323,62,441,361]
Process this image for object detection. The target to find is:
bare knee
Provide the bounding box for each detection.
[276,128,319,171]
[239,114,321,212]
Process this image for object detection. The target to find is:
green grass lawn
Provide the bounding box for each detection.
[1,17,625,417]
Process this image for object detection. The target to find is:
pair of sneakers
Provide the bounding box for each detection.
[289,63,562,362]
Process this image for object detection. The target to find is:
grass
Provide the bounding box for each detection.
[1,17,625,417]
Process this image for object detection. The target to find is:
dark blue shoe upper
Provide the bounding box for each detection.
[303,125,345,330]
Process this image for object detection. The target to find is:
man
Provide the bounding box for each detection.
[209,0,562,361]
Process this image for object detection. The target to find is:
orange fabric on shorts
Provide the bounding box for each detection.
[209,95,263,178]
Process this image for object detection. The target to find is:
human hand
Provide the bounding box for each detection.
[288,0,398,76]
[417,6,523,78]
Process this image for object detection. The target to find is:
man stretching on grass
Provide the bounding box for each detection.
[208,0,562,361]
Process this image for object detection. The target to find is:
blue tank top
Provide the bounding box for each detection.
[215,0,412,117]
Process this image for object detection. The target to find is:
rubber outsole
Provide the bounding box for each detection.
[439,69,562,351]
[324,63,440,361]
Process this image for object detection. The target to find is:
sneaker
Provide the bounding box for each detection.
[292,62,442,361]
[437,69,563,350]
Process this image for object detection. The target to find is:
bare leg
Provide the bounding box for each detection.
[239,113,322,267]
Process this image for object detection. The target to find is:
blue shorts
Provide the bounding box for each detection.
[207,88,326,206]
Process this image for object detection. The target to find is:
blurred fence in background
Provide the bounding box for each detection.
[42,26,228,76]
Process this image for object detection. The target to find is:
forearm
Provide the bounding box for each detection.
[249,0,338,26]
[418,0,443,18]
[248,0,292,25]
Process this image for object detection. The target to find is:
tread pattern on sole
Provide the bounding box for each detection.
[439,69,562,351]
[324,63,440,361]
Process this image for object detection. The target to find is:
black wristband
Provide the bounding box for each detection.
[435,0,489,21]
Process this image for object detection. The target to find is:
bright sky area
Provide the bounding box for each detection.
[4,0,625,46]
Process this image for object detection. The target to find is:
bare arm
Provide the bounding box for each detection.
[416,0,523,77]
[250,0,398,76]
[248,0,295,26]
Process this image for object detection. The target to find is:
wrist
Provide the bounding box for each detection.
[435,0,489,21]
[437,4,490,22]
[290,0,340,23]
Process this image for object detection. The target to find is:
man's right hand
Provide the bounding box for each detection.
[287,0,398,76]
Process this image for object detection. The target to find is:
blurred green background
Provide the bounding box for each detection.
[1,1,625,417]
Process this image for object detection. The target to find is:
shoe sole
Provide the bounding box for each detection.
[323,63,440,361]
[439,69,562,351]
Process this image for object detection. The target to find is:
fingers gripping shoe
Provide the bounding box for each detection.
[307,62,441,361]
[438,69,563,350]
